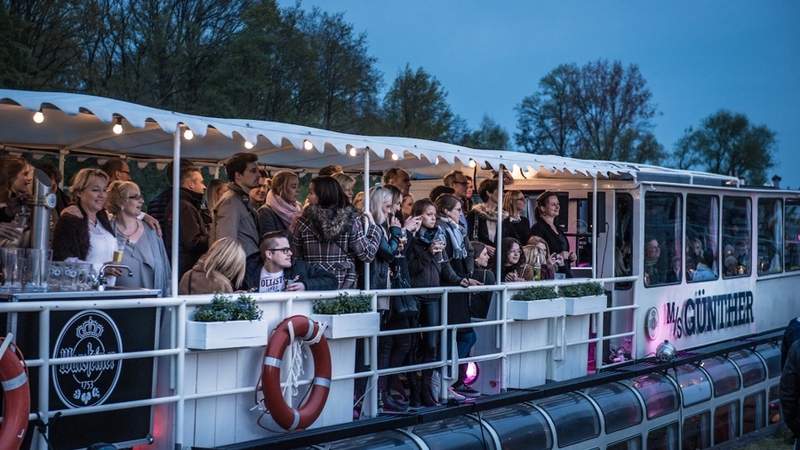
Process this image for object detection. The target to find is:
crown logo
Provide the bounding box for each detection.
[76,317,104,339]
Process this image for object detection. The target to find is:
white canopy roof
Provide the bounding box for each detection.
[0,89,737,183]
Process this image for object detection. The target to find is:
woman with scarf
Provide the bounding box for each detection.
[436,194,481,399]
[467,179,503,257]
[258,170,302,234]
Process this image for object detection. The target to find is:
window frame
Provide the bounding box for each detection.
[685,193,720,284]
[722,196,753,279]
[643,191,683,288]
[681,410,712,450]
[785,198,800,272]
[757,197,784,276]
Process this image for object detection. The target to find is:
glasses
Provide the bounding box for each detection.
[267,247,292,254]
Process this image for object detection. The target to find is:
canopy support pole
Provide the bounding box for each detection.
[58,148,68,189]
[495,165,504,283]
[592,176,598,279]
[171,127,184,449]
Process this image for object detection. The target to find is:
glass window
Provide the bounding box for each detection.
[722,197,752,278]
[615,193,634,279]
[714,401,740,445]
[686,195,719,282]
[644,192,682,287]
[675,364,712,407]
[769,384,781,424]
[607,436,641,450]
[412,416,497,450]
[536,393,600,448]
[628,373,679,419]
[743,392,765,434]
[786,199,800,272]
[584,383,642,434]
[756,344,781,379]
[730,350,766,387]
[325,431,420,450]
[757,198,783,275]
[646,422,679,450]
[481,403,552,450]
[702,356,741,397]
[682,411,711,450]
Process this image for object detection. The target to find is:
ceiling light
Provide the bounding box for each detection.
[32,111,44,124]
[183,128,194,140]
[244,141,254,150]
[303,139,314,151]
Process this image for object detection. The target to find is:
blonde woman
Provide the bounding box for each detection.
[179,237,246,294]
[107,180,171,295]
[258,170,301,233]
[333,172,356,203]
[503,190,530,244]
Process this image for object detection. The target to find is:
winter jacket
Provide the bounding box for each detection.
[292,205,381,289]
[438,218,474,325]
[531,220,573,277]
[257,205,288,235]
[53,206,114,261]
[213,183,261,288]
[781,339,800,436]
[284,260,338,291]
[783,318,800,368]
[503,215,531,244]
[179,264,234,295]
[467,203,505,247]
[470,268,496,319]
[165,188,210,278]
[407,227,463,300]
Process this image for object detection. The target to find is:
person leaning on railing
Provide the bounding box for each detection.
[500,237,525,282]
[179,237,246,295]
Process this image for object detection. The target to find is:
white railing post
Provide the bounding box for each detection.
[495,165,505,282]
[439,290,449,401]
[369,291,379,418]
[170,128,181,298]
[175,299,187,449]
[37,308,50,450]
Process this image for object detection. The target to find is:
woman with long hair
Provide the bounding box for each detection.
[106,180,171,295]
[530,192,576,278]
[292,176,381,289]
[179,237,246,294]
[257,170,302,233]
[503,190,530,244]
[500,237,525,282]
[0,157,33,246]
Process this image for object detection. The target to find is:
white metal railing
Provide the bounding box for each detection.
[0,275,638,449]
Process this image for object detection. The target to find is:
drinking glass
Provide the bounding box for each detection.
[1,248,22,291]
[63,263,79,291]
[433,237,447,263]
[24,248,52,291]
[49,262,64,290]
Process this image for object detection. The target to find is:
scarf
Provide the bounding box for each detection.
[439,216,468,260]
[266,191,302,231]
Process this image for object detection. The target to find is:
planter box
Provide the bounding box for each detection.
[311,311,379,339]
[507,298,566,321]
[186,320,267,350]
[564,294,607,316]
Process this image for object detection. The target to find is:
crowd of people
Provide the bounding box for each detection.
[0,152,579,410]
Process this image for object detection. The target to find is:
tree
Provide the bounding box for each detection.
[382,65,457,142]
[672,110,775,185]
[459,115,510,150]
[514,59,664,164]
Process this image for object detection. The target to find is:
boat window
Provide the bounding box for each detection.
[584,382,642,433]
[628,373,678,419]
[722,196,752,278]
[411,416,496,450]
[755,343,781,378]
[536,393,600,448]
[786,199,800,272]
[644,192,682,287]
[686,194,719,283]
[769,384,781,424]
[757,198,783,275]
[743,392,766,434]
[682,411,711,450]
[607,436,642,450]
[646,422,679,450]
[481,402,552,450]
[615,193,634,290]
[324,430,421,450]
[714,401,740,445]
[730,350,766,387]
[674,364,712,407]
[702,356,741,396]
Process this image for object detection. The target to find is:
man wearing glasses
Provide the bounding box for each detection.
[443,170,469,229]
[258,231,336,292]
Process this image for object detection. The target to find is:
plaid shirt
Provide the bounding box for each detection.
[292,214,381,289]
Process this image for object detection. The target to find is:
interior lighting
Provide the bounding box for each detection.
[244,141,254,150]
[112,117,123,135]
[303,139,314,151]
[464,362,479,385]
[183,128,194,140]
[32,111,44,124]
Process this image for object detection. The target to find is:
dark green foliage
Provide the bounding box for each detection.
[511,286,558,301]
[312,293,372,315]
[193,293,263,322]
[558,282,605,298]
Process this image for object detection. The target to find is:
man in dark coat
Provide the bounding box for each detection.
[165,166,210,278]
[781,339,800,450]
[258,231,336,292]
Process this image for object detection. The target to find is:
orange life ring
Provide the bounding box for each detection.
[0,338,29,450]
[261,315,331,431]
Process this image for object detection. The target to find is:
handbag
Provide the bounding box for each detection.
[389,262,418,320]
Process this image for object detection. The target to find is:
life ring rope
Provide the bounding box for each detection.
[260,315,332,432]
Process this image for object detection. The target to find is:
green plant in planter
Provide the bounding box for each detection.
[313,293,372,315]
[511,286,558,301]
[558,282,605,298]
[193,293,263,322]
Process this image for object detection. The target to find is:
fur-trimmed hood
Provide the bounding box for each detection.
[470,203,507,222]
[301,205,359,240]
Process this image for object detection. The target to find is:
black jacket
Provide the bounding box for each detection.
[530,220,572,277]
[53,206,114,261]
[257,205,288,235]
[781,339,800,436]
[503,216,531,244]
[285,260,337,291]
[407,227,463,300]
[166,188,211,278]
[783,318,800,368]
[470,268,496,319]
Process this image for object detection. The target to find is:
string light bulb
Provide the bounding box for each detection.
[349,147,358,157]
[391,153,399,161]
[244,141,254,150]
[468,159,477,168]
[112,117,123,135]
[32,111,44,124]
[303,139,314,151]
[183,128,194,140]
